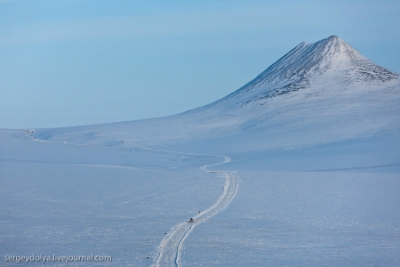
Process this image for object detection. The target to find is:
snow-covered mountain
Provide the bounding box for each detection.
[211,35,398,107]
[2,36,400,267]
[32,35,400,153]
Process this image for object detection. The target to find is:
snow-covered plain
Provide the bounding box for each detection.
[1,36,400,266]
[0,130,226,266]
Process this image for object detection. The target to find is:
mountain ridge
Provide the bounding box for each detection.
[204,35,398,109]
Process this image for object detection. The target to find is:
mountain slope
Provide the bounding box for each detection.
[209,35,398,107]
[31,35,400,152]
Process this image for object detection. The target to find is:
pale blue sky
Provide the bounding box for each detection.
[1,0,399,128]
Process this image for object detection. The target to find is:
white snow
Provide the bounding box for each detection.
[152,157,238,267]
[1,35,399,266]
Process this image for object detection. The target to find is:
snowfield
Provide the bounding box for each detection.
[184,171,400,267]
[0,130,226,267]
[1,36,400,266]
[152,157,238,267]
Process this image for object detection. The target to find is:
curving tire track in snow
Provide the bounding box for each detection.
[151,156,239,267]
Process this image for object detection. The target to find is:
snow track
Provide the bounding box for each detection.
[151,156,239,267]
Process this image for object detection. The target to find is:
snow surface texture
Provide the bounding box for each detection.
[1,36,400,266]
[152,156,238,267]
[0,130,226,267]
[184,171,400,267]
